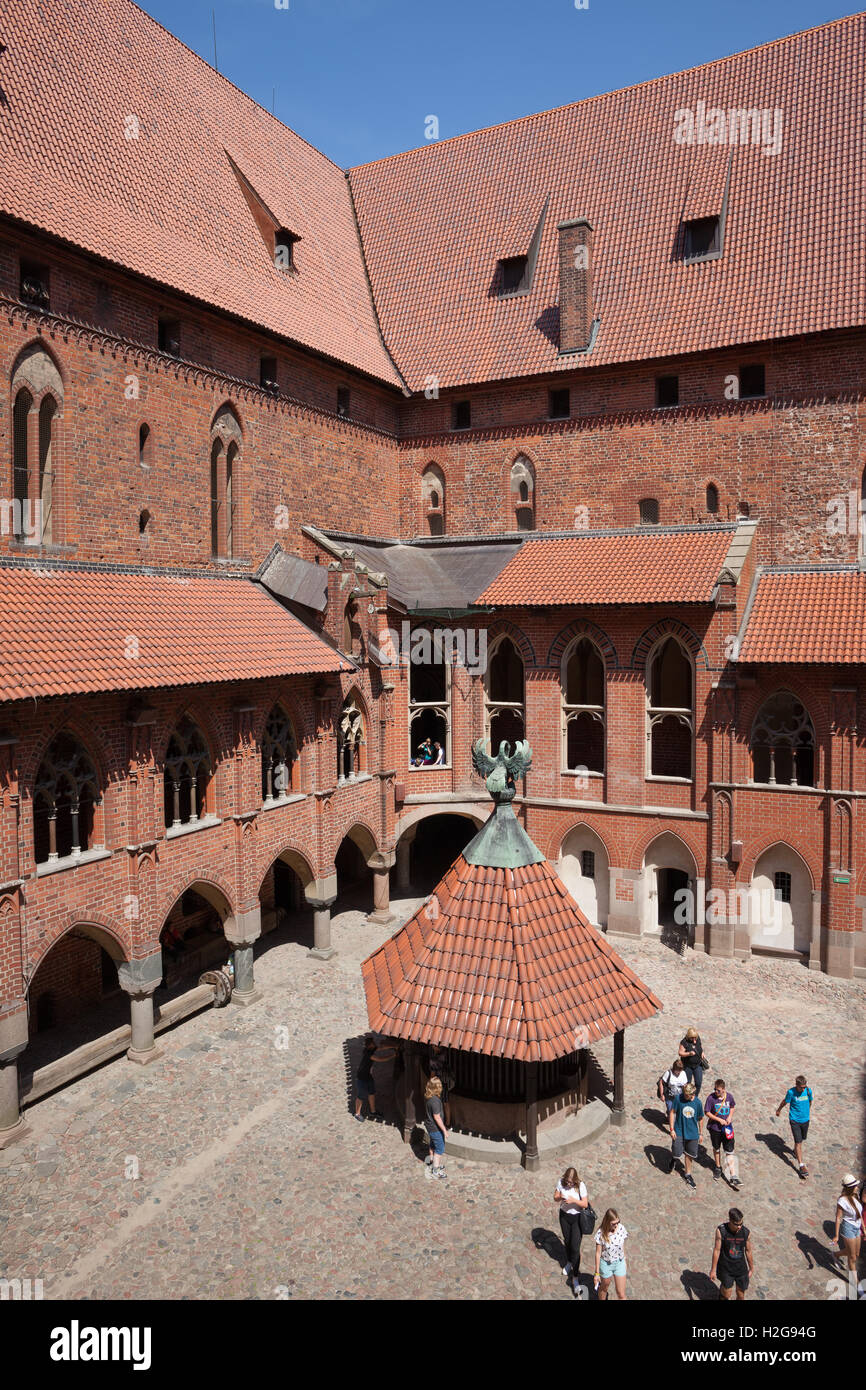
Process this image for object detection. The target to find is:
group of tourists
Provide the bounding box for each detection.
[411,738,445,767]
[353,1029,864,1298]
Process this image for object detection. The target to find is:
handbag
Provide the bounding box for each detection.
[578,1203,597,1235]
[700,1054,710,1070]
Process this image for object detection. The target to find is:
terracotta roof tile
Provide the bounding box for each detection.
[363,852,661,1061]
[476,526,737,606]
[0,565,348,702]
[0,0,400,385]
[350,14,866,390]
[739,568,866,664]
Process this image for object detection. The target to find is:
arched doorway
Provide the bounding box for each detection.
[642,833,699,944]
[335,825,378,912]
[557,826,609,928]
[259,848,315,948]
[408,814,478,894]
[24,924,127,1076]
[159,883,234,989]
[748,845,812,955]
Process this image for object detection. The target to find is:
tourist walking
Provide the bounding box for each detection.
[709,1207,754,1300]
[428,1046,455,1127]
[704,1078,740,1189]
[669,1082,704,1188]
[354,1036,380,1121]
[775,1074,813,1178]
[831,1174,863,1291]
[657,1057,689,1115]
[423,1076,448,1179]
[593,1209,628,1300]
[678,1026,707,1095]
[554,1165,589,1296]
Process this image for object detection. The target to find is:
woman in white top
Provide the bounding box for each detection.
[594,1207,629,1301]
[554,1165,588,1297]
[832,1173,863,1284]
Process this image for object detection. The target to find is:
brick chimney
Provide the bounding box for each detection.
[557,218,593,353]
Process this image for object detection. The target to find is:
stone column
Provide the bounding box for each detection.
[0,1009,29,1147]
[611,1028,626,1127]
[367,850,396,926]
[118,952,164,1065]
[226,906,263,1006]
[809,889,823,973]
[305,875,338,961]
[692,876,706,952]
[523,1061,540,1171]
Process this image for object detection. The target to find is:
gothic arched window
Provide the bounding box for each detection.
[262,705,298,803]
[34,733,99,864]
[485,636,525,751]
[750,692,815,788]
[422,464,445,536]
[647,636,693,778]
[164,718,212,828]
[562,637,605,774]
[510,456,535,531]
[210,405,241,558]
[11,345,63,544]
[337,694,366,783]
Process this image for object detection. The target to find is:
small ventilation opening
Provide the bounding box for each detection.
[260,356,279,394]
[139,509,151,535]
[739,364,765,398]
[452,400,471,431]
[639,497,660,525]
[549,388,570,419]
[706,483,719,515]
[138,423,151,468]
[656,375,679,407]
[20,260,50,308]
[158,317,180,356]
[336,386,350,419]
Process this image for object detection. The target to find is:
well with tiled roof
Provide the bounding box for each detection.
[363,740,661,1167]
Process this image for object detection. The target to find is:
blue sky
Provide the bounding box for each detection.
[137,0,859,166]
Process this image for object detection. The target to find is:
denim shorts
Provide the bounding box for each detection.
[427,1127,445,1155]
[599,1257,626,1279]
[840,1218,860,1241]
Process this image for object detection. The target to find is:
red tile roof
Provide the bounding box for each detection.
[475,526,737,606]
[739,569,866,664]
[0,566,348,702]
[0,0,401,386]
[363,855,661,1062]
[350,13,866,390]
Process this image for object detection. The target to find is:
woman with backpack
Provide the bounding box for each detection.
[554,1166,592,1296]
[657,1058,689,1116]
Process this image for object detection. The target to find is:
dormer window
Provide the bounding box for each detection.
[274,228,298,271]
[683,216,721,260]
[499,256,528,295]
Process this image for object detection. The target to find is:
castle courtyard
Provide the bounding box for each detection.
[3,908,862,1302]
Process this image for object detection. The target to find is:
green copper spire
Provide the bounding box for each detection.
[463,738,545,868]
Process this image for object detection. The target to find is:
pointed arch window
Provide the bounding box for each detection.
[485,636,525,751]
[562,636,605,774]
[639,497,660,526]
[262,705,298,804]
[409,628,450,767]
[510,456,535,531]
[337,695,366,784]
[647,636,693,779]
[422,464,445,536]
[750,692,815,788]
[164,718,212,828]
[860,466,866,561]
[210,405,241,558]
[34,733,100,864]
[11,347,63,545]
[706,482,719,515]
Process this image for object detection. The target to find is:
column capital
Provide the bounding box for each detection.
[117,951,163,998]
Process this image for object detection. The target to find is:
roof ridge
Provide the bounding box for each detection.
[124,0,346,174]
[348,11,863,172]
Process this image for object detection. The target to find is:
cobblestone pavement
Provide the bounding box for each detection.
[2,901,864,1301]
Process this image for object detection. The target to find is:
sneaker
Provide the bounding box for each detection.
[685,1174,696,1189]
[354,1113,365,1123]
[434,1168,447,1180]
[713,1166,721,1181]
[730,1178,741,1191]
[562,1263,572,1280]
[799,1165,808,1179]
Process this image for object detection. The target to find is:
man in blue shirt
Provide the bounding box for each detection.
[775,1074,813,1179]
[669,1083,704,1188]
